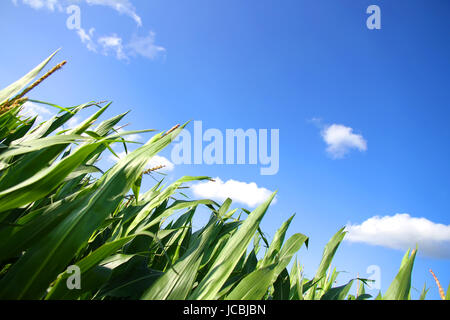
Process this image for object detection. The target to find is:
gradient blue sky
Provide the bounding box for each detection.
[1,0,449,299]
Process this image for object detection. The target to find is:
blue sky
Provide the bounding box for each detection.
[1,0,449,299]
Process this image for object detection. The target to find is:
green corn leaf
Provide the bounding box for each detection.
[289,258,304,300]
[383,249,417,300]
[275,233,309,276]
[315,228,347,280]
[0,189,90,262]
[321,280,354,300]
[45,234,145,299]
[0,127,184,299]
[63,165,102,182]
[260,214,295,268]
[0,50,59,104]
[126,183,215,234]
[0,141,103,214]
[0,134,87,159]
[142,218,222,300]
[0,104,106,192]
[356,294,373,300]
[190,192,277,300]
[273,268,291,300]
[446,283,449,300]
[419,283,429,300]
[305,227,346,300]
[225,264,277,300]
[217,198,232,218]
[1,117,36,146]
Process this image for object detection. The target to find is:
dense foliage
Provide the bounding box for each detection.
[0,52,448,300]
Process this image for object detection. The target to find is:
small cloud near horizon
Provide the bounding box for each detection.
[191,177,276,208]
[345,213,450,259]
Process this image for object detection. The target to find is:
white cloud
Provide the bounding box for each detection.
[20,101,54,122]
[191,177,275,208]
[98,34,127,60]
[13,0,62,11]
[77,27,97,52]
[109,152,175,172]
[13,0,141,25]
[127,32,166,60]
[85,0,142,26]
[97,32,166,61]
[321,124,367,158]
[345,214,450,259]
[12,0,165,61]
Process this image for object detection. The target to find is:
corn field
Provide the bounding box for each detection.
[0,52,448,301]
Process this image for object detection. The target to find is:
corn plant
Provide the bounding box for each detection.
[0,51,447,300]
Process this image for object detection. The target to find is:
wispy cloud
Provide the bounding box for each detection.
[77,27,97,52]
[321,124,367,158]
[191,177,275,208]
[127,32,166,60]
[13,0,141,25]
[85,0,142,27]
[12,0,62,11]
[345,214,450,259]
[96,32,166,61]
[98,34,127,60]
[11,0,165,61]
